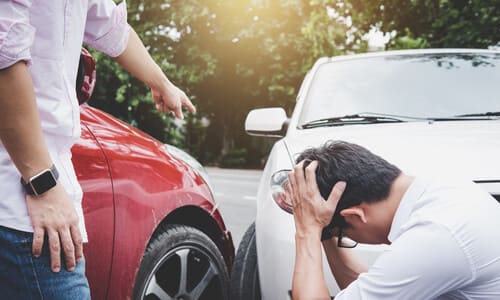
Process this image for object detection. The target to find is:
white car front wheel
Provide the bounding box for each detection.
[230,222,261,300]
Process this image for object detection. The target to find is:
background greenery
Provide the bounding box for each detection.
[89,0,499,168]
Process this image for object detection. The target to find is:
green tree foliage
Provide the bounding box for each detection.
[346,0,500,48]
[88,0,498,167]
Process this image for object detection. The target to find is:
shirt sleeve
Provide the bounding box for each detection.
[84,0,130,58]
[0,0,35,69]
[335,223,474,300]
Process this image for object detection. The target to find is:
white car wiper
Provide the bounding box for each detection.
[453,111,500,118]
[427,112,500,121]
[300,113,415,129]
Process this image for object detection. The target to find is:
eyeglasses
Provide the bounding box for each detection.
[271,169,358,248]
[331,227,358,248]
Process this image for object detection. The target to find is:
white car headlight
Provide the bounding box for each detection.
[270,169,294,214]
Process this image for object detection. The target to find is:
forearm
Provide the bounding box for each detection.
[111,27,194,119]
[322,239,368,289]
[292,231,331,300]
[0,62,52,180]
[113,27,167,88]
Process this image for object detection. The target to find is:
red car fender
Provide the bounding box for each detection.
[79,106,233,299]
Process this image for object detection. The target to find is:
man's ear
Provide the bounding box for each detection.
[340,207,367,224]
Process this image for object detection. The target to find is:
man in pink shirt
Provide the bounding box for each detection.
[0,1,195,298]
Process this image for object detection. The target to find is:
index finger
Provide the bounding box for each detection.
[173,104,184,120]
[326,181,347,208]
[293,160,307,191]
[182,96,196,114]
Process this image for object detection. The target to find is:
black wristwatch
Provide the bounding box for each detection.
[21,165,59,196]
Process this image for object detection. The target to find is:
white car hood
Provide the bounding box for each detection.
[284,120,500,181]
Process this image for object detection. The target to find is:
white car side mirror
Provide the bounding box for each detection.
[245,107,288,137]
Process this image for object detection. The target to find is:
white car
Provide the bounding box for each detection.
[230,49,500,300]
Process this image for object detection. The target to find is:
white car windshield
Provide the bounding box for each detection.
[299,52,500,127]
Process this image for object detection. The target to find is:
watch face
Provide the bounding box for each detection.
[31,170,57,195]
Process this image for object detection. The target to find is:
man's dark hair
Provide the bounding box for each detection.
[296,140,401,228]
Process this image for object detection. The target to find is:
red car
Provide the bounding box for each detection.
[74,49,234,299]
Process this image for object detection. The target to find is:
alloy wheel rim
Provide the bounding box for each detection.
[141,245,224,300]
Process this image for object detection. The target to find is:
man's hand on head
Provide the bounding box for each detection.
[287,160,346,239]
[289,161,346,300]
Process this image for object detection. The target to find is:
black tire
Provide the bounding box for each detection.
[133,224,230,300]
[230,222,261,300]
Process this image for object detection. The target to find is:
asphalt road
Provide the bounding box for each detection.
[206,167,262,249]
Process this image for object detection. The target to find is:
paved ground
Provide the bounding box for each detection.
[205,167,262,249]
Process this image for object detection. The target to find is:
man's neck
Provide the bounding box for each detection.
[382,174,415,243]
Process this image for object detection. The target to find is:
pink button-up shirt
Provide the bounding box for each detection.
[0,0,130,240]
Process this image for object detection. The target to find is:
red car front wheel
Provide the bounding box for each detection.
[133,224,230,300]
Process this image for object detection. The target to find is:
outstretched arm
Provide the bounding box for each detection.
[113,28,196,119]
[84,0,195,119]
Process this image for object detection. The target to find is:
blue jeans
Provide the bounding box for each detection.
[0,225,90,300]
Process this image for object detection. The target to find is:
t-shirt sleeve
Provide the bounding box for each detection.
[335,223,474,300]
[83,0,130,58]
[0,0,35,69]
